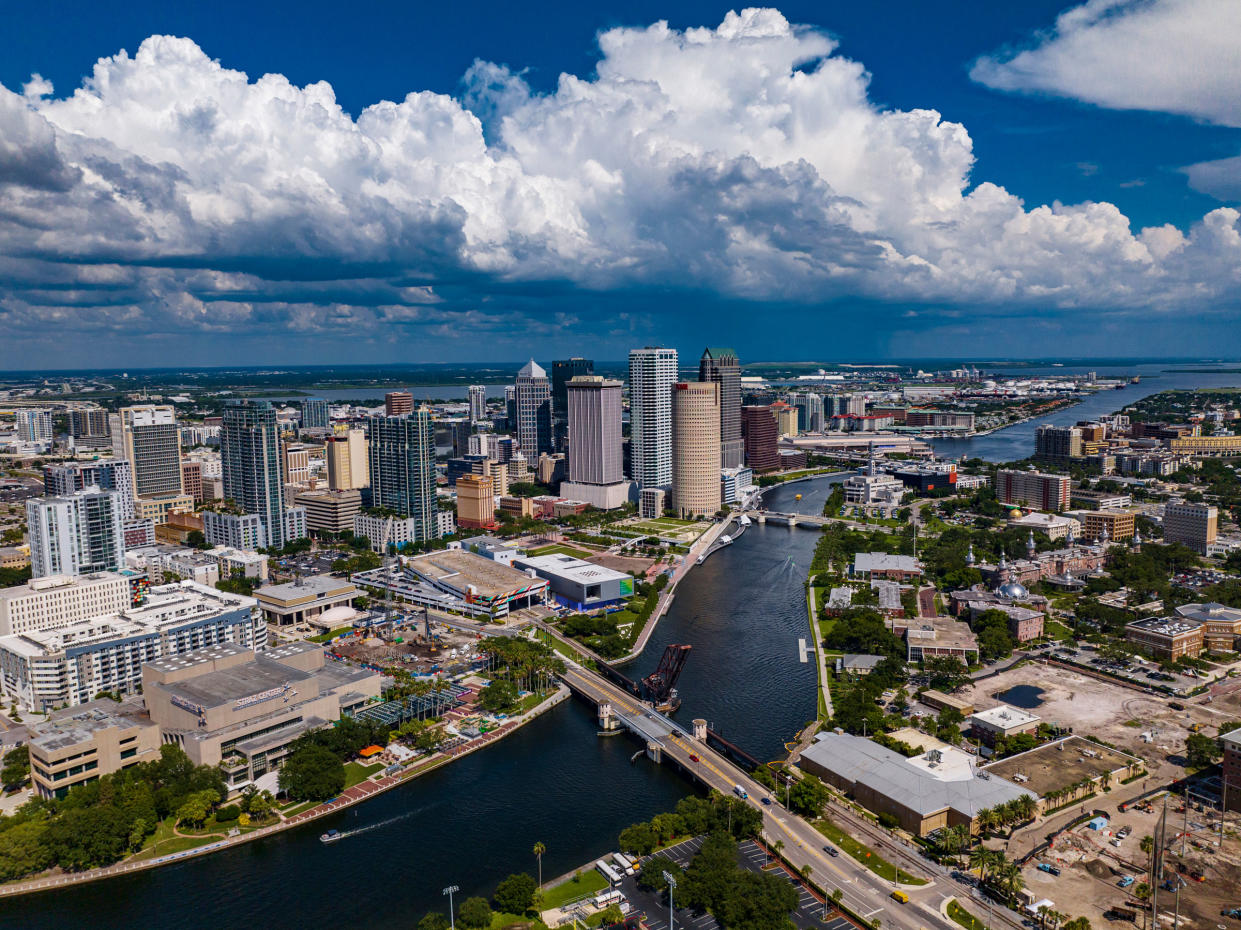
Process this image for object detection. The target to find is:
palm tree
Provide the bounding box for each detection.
[1139,835,1154,856]
[969,845,991,882]
[998,860,1025,901]
[533,841,546,888]
[1016,794,1038,822]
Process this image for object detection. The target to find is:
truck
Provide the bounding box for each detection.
[1037,863,1061,876]
[1105,908,1137,922]
[734,784,748,799]
[1118,876,1135,888]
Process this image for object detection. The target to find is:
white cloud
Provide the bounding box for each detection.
[971,0,1241,127]
[0,8,1238,348]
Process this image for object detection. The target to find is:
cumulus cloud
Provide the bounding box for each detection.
[0,8,1239,352]
[970,0,1241,128]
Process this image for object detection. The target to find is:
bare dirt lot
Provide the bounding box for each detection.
[331,623,482,674]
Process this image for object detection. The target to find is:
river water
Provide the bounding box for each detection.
[4,479,833,929]
[930,362,1241,462]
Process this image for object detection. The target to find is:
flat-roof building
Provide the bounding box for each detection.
[1125,615,1203,660]
[27,698,162,800]
[967,705,1041,744]
[405,549,547,619]
[0,572,137,637]
[1164,502,1218,555]
[513,553,634,611]
[1174,602,1241,653]
[296,488,363,534]
[254,575,358,628]
[852,552,922,581]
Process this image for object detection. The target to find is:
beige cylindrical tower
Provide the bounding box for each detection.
[671,381,721,519]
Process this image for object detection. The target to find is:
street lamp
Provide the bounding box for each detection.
[443,884,460,930]
[663,871,677,930]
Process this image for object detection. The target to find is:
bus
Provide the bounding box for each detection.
[612,852,637,876]
[596,859,623,885]
[594,890,625,909]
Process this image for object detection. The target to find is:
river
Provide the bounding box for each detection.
[929,362,1241,462]
[2,479,834,929]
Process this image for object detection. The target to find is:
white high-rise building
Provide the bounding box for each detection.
[515,360,552,457]
[628,346,678,490]
[26,488,126,578]
[468,385,488,423]
[16,409,53,444]
[111,405,184,500]
[560,376,631,509]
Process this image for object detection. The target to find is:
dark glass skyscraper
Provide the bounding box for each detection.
[552,357,593,451]
[221,400,286,549]
[699,347,743,468]
[366,409,439,542]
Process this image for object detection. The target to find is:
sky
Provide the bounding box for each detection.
[1,0,1239,369]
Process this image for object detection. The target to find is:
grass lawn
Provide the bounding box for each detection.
[491,912,551,930]
[948,900,986,930]
[344,760,384,788]
[309,626,355,643]
[814,819,927,885]
[540,869,609,909]
[538,630,589,661]
[528,544,594,559]
[280,800,319,817]
[1044,620,1073,641]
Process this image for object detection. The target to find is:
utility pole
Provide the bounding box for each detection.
[1181,785,1188,857]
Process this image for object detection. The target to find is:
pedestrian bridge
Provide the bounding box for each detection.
[744,510,831,528]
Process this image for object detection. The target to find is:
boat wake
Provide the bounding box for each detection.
[321,809,418,844]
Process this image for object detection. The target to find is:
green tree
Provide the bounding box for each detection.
[175,788,219,828]
[479,680,520,713]
[1,745,30,790]
[598,904,625,926]
[532,840,546,887]
[278,744,346,801]
[618,821,657,856]
[788,775,831,818]
[637,855,682,892]
[458,897,493,929]
[926,656,971,691]
[1186,732,1222,769]
[492,872,537,915]
[419,913,450,930]
[0,820,53,881]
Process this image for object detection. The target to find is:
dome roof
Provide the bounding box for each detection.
[997,580,1030,600]
[318,605,360,625]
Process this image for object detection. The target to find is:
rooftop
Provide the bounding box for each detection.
[408,548,544,599]
[157,654,316,710]
[515,553,632,585]
[854,552,922,574]
[29,699,151,753]
[1175,602,1241,624]
[1126,616,1203,636]
[255,575,356,604]
[969,704,1041,729]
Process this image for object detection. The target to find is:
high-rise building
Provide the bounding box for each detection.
[1163,502,1218,555]
[325,429,369,490]
[181,461,204,503]
[456,473,496,530]
[26,488,126,578]
[221,400,287,550]
[1035,425,1083,461]
[995,469,1071,512]
[44,460,135,520]
[300,397,330,431]
[741,405,780,473]
[385,391,414,417]
[504,386,518,432]
[111,406,184,500]
[515,359,553,457]
[366,410,440,541]
[771,402,799,438]
[671,381,721,518]
[790,393,825,433]
[629,347,679,489]
[699,348,743,468]
[16,409,53,444]
[282,445,312,486]
[68,409,110,444]
[552,358,594,451]
[828,394,867,417]
[468,385,488,423]
[560,376,630,509]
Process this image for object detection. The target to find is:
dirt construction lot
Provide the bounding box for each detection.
[961,662,1241,776]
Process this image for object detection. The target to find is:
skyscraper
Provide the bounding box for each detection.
[552,358,594,451]
[15,409,53,444]
[741,405,781,472]
[221,400,287,549]
[468,385,488,423]
[44,460,135,520]
[26,488,125,577]
[790,393,825,433]
[560,376,631,509]
[301,397,330,430]
[515,359,553,457]
[68,409,110,446]
[385,391,414,416]
[111,405,184,499]
[366,409,440,541]
[672,381,721,518]
[504,385,518,432]
[699,348,743,468]
[325,429,370,491]
[629,346,678,490]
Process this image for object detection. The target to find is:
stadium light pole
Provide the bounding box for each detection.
[663,872,677,930]
[443,884,460,930]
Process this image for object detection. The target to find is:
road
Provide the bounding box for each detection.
[559,664,1015,930]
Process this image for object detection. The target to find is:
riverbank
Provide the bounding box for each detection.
[0,685,572,900]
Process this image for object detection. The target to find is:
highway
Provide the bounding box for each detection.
[559,664,1012,930]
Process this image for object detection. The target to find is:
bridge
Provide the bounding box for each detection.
[744,510,897,533]
[557,662,986,930]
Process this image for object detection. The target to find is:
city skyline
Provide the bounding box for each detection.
[1,2,1239,367]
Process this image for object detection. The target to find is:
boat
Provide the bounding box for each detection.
[320,829,342,844]
[738,514,752,527]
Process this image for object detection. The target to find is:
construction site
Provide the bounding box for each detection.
[327,609,489,678]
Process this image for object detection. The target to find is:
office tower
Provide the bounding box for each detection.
[68,409,110,444]
[629,346,679,489]
[515,359,553,457]
[1035,425,1082,461]
[771,402,799,438]
[552,358,594,451]
[790,393,824,433]
[385,391,414,416]
[995,469,1071,512]
[671,381,721,518]
[282,445,311,485]
[560,376,630,509]
[26,488,125,577]
[16,409,53,443]
[1163,502,1218,555]
[366,409,440,541]
[221,400,287,550]
[456,473,496,529]
[699,348,743,468]
[181,461,204,503]
[504,386,517,431]
[300,397,330,431]
[467,385,488,423]
[741,405,780,473]
[326,428,370,491]
[451,420,473,458]
[111,405,185,500]
[44,460,135,520]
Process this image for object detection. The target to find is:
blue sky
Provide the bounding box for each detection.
[1,0,1238,367]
